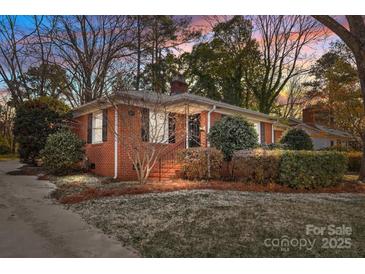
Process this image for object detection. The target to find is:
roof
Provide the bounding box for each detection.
[294,122,353,139]
[72,90,280,123]
[314,124,353,138]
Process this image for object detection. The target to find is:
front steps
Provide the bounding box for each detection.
[149,162,182,180]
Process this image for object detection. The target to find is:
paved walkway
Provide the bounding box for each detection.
[0,160,139,258]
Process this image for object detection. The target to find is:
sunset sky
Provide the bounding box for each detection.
[0,15,343,95]
[14,15,341,56]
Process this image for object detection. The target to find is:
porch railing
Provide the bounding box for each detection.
[157,138,186,181]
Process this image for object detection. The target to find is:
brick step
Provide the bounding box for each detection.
[155,164,181,168]
[149,171,180,177]
[151,165,181,171]
[151,167,181,172]
[149,169,180,176]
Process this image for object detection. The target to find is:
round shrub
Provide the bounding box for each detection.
[13,96,71,163]
[41,129,85,174]
[280,128,313,150]
[208,116,258,161]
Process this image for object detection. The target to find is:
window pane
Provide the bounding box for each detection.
[94,112,103,128]
[94,128,102,143]
[92,111,103,143]
[149,111,168,143]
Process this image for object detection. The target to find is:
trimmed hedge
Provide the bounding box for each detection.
[177,148,223,180]
[346,151,362,172]
[279,151,348,189]
[232,149,281,183]
[179,148,348,189]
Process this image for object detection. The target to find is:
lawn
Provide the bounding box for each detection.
[67,190,365,257]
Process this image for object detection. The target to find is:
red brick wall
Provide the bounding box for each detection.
[74,104,188,181]
[274,130,283,143]
[73,107,116,177]
[200,111,222,147]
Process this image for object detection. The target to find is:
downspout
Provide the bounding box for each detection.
[114,107,119,179]
[207,105,216,147]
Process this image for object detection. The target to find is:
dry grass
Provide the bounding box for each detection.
[67,190,365,257]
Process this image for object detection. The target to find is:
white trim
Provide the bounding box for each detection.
[114,107,118,179]
[207,105,216,147]
[254,122,261,144]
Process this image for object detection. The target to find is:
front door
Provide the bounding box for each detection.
[188,114,200,147]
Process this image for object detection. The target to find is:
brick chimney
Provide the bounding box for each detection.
[170,74,188,95]
[302,107,315,125]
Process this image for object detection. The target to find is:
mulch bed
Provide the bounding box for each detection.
[58,179,365,204]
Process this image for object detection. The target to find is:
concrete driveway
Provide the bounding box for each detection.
[0,160,139,258]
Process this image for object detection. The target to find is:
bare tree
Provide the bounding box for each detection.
[0,16,35,106]
[48,16,136,107]
[244,15,325,114]
[0,16,65,105]
[312,16,365,181]
[278,75,308,119]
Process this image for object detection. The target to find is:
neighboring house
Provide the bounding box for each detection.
[72,76,286,180]
[288,106,353,150]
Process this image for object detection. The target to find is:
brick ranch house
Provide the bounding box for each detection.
[72,76,287,181]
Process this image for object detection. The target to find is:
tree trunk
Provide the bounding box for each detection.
[353,53,365,181]
[136,16,141,91]
[360,132,365,181]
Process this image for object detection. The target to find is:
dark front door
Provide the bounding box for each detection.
[188,114,201,147]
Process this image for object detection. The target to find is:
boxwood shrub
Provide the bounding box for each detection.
[280,128,313,150]
[41,129,85,174]
[279,151,348,189]
[232,149,281,183]
[177,148,223,180]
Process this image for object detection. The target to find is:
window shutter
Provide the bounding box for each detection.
[168,113,176,144]
[141,108,149,142]
[87,113,92,144]
[102,109,108,142]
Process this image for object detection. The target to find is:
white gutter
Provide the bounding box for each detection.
[207,105,216,147]
[114,107,119,179]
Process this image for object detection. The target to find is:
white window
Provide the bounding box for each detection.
[149,111,169,144]
[92,111,103,144]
